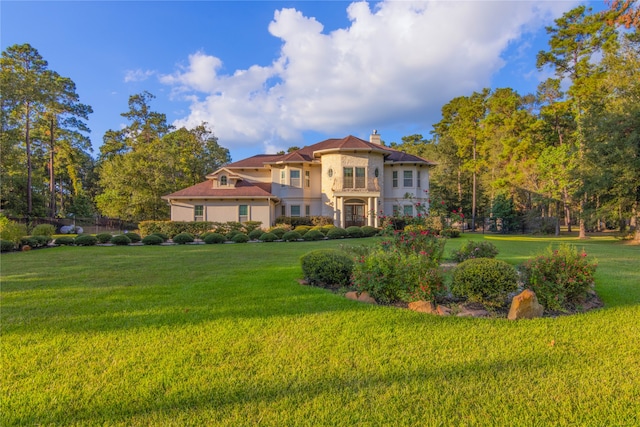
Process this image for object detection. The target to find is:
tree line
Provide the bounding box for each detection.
[389,4,639,240]
[1,3,638,239]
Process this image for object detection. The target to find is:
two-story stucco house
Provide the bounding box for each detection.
[162,132,435,228]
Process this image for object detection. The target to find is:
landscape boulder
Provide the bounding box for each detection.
[345,291,377,304]
[508,289,544,320]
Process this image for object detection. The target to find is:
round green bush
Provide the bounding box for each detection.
[141,234,164,245]
[441,228,460,238]
[172,232,195,244]
[346,226,364,238]
[269,228,287,238]
[110,234,131,246]
[320,225,335,234]
[282,231,301,242]
[248,229,264,240]
[151,232,169,242]
[96,233,113,244]
[75,234,98,246]
[293,225,311,236]
[326,227,348,239]
[258,232,277,242]
[124,232,141,243]
[452,240,499,262]
[31,224,55,237]
[21,237,39,248]
[300,249,354,287]
[451,258,518,306]
[231,233,249,243]
[225,230,241,241]
[204,233,226,244]
[361,226,379,237]
[302,229,325,241]
[1,239,15,252]
[54,236,75,246]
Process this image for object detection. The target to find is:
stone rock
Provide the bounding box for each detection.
[508,289,544,320]
[456,306,491,317]
[436,305,452,316]
[345,291,377,304]
[408,300,437,314]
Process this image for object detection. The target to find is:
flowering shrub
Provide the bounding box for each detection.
[519,244,597,311]
[351,230,446,304]
[452,241,499,262]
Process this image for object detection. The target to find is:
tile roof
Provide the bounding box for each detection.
[226,154,285,168]
[163,179,274,199]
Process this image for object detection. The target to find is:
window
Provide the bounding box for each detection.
[291,205,301,217]
[393,205,400,215]
[392,171,398,188]
[194,205,204,221]
[290,169,301,187]
[239,205,248,222]
[403,205,413,216]
[355,167,365,188]
[305,170,310,188]
[404,170,413,187]
[281,205,286,216]
[343,167,365,189]
[374,167,379,178]
[220,175,227,186]
[305,205,310,217]
[280,170,285,187]
[417,170,421,188]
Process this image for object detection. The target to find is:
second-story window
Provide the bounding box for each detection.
[392,171,398,188]
[280,170,285,187]
[417,170,421,188]
[220,175,227,186]
[404,170,413,187]
[343,167,365,189]
[305,170,310,188]
[290,170,301,187]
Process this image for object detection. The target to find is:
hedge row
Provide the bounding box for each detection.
[138,220,263,238]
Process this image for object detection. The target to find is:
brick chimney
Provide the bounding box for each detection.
[369,129,381,145]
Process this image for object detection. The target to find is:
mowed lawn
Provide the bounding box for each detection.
[1,235,639,426]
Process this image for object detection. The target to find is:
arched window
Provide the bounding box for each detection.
[220,175,228,186]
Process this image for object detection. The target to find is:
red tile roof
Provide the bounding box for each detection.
[163,179,274,199]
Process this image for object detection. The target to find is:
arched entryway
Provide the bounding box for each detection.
[344,198,366,227]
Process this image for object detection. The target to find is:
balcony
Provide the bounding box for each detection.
[331,177,380,193]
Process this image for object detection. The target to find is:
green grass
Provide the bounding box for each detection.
[2,236,639,426]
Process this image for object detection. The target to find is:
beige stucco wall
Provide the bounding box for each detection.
[382,164,430,215]
[170,200,273,229]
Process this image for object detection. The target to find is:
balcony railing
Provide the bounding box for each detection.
[331,177,380,193]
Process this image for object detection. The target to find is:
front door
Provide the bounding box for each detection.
[345,203,366,227]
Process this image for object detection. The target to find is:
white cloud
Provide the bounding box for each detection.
[160,0,576,153]
[124,69,155,83]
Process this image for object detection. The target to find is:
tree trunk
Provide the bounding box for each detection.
[48,117,56,218]
[26,103,33,215]
[471,140,477,232]
[555,201,561,236]
[579,192,588,239]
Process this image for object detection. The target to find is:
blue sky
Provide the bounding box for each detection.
[3,0,597,162]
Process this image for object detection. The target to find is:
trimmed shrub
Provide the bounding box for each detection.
[141,234,164,245]
[110,234,131,246]
[243,221,263,233]
[451,258,518,306]
[320,225,336,234]
[361,226,379,237]
[302,229,325,241]
[0,220,27,245]
[1,239,15,252]
[441,228,460,238]
[152,232,169,242]
[20,237,39,248]
[269,228,287,239]
[248,229,264,240]
[75,234,98,246]
[275,216,313,227]
[54,236,75,246]
[452,240,499,262]
[124,232,142,243]
[293,225,312,236]
[282,231,302,242]
[31,224,55,237]
[173,233,195,244]
[258,232,278,242]
[519,244,597,311]
[300,249,354,287]
[326,227,348,239]
[204,233,226,244]
[231,233,250,243]
[346,226,364,238]
[225,230,241,241]
[96,233,113,244]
